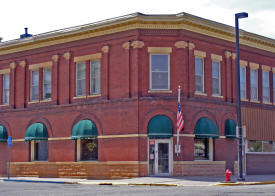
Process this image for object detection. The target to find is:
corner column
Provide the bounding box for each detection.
[9,62,16,109]
[225,51,232,102]
[188,43,195,97]
[52,54,59,104]
[101,45,110,99]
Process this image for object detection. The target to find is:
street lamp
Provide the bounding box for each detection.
[235,12,248,181]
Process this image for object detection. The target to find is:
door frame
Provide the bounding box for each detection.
[148,138,173,176]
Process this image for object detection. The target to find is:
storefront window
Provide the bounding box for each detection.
[33,140,48,161]
[80,139,98,161]
[194,138,209,160]
[248,140,275,153]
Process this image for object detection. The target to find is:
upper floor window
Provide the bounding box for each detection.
[30,70,39,101]
[43,68,52,100]
[240,66,246,99]
[212,61,220,95]
[90,60,100,95]
[150,54,169,90]
[250,69,258,101]
[195,57,204,93]
[2,74,10,105]
[76,62,86,97]
[262,70,270,103]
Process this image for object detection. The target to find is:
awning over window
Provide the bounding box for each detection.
[0,125,8,143]
[148,115,173,139]
[25,123,48,141]
[225,119,237,138]
[72,119,98,139]
[195,117,219,138]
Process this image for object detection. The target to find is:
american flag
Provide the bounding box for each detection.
[177,102,184,132]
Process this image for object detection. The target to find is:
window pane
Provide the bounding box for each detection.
[2,74,9,104]
[248,140,262,152]
[35,141,48,161]
[43,68,52,99]
[81,139,98,161]
[262,71,269,102]
[31,70,39,101]
[240,67,246,99]
[76,62,86,96]
[212,61,220,95]
[90,60,100,94]
[151,55,169,72]
[150,54,169,90]
[263,141,273,152]
[195,57,204,92]
[194,138,209,160]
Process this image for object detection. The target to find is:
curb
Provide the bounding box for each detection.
[215,181,275,186]
[78,182,178,186]
[3,179,76,184]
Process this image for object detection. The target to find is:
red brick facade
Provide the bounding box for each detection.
[0,13,274,178]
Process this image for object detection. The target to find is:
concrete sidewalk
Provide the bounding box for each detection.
[1,175,275,186]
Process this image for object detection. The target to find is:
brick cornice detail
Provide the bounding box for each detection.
[188,43,195,50]
[101,45,109,53]
[9,62,16,69]
[122,42,130,50]
[174,41,188,49]
[19,60,26,67]
[131,40,144,49]
[63,52,71,61]
[224,51,232,58]
[52,54,59,62]
[232,53,236,60]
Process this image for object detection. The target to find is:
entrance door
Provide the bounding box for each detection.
[149,139,172,176]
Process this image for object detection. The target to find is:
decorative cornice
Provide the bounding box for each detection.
[249,62,259,70]
[122,41,130,50]
[29,61,53,70]
[188,43,195,50]
[174,41,188,49]
[147,47,172,54]
[262,65,271,71]
[211,54,222,61]
[74,53,102,63]
[0,69,10,74]
[194,50,206,58]
[131,40,144,49]
[63,52,71,61]
[9,62,16,69]
[52,54,59,62]
[240,60,248,67]
[19,60,26,67]
[224,51,231,58]
[101,45,109,53]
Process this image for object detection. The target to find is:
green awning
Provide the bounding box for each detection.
[148,115,173,139]
[225,119,237,138]
[25,123,48,141]
[195,117,219,138]
[0,125,8,143]
[72,119,98,139]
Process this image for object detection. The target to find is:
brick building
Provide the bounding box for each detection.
[0,13,274,178]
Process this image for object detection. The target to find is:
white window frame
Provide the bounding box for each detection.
[262,70,270,103]
[212,61,221,96]
[2,74,9,105]
[76,138,98,162]
[30,70,39,101]
[90,60,101,95]
[42,68,52,100]
[149,54,170,91]
[250,68,258,101]
[194,137,213,161]
[246,140,275,154]
[195,57,205,93]
[76,62,86,97]
[240,66,246,99]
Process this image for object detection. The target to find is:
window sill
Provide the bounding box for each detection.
[28,101,39,104]
[250,99,260,103]
[77,160,99,163]
[212,94,223,98]
[148,90,172,93]
[0,104,9,107]
[195,92,207,96]
[40,99,52,103]
[73,96,86,100]
[87,94,101,98]
[28,99,52,104]
[263,102,272,105]
[241,98,248,102]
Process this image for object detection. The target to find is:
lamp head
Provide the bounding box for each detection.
[235,12,248,19]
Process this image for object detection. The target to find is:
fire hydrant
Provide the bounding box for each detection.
[225,169,232,182]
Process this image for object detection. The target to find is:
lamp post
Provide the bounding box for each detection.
[235,12,248,181]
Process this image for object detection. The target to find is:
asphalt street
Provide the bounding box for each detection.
[1,182,275,196]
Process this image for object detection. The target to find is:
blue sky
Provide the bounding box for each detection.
[1,0,275,41]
